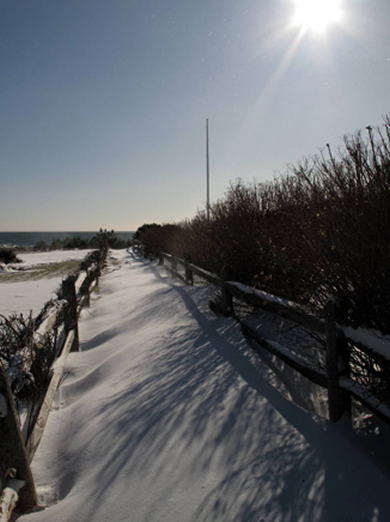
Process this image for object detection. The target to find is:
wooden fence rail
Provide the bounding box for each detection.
[0,247,107,515]
[158,251,390,428]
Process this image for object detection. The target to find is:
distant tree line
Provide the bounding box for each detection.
[134,116,390,334]
[33,228,130,252]
[0,229,130,265]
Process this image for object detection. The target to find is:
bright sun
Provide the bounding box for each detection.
[293,0,342,34]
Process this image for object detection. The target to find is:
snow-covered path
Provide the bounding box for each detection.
[20,250,390,522]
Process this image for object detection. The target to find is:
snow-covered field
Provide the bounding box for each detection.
[0,250,90,317]
[17,250,390,522]
[16,250,91,268]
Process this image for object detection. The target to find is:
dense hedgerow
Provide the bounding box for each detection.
[136,117,390,334]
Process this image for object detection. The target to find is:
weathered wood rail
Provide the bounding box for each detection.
[0,247,107,516]
[158,251,390,428]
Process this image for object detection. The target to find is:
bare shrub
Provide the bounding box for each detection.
[0,313,58,436]
[138,117,390,334]
[0,247,21,264]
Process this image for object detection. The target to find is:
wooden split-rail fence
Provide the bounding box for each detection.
[158,251,390,429]
[2,246,389,514]
[0,247,107,515]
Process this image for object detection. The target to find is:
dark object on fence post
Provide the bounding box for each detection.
[220,266,234,316]
[325,296,344,422]
[184,254,193,285]
[158,252,163,266]
[0,365,37,509]
[62,276,80,352]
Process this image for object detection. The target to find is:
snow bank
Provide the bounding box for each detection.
[0,279,62,317]
[0,479,25,522]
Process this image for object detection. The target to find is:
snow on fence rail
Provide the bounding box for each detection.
[0,247,107,516]
[159,251,390,428]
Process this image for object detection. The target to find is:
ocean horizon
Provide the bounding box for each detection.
[0,231,134,247]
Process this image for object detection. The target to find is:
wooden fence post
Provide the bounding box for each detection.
[220,267,234,316]
[95,246,107,285]
[62,276,79,352]
[0,366,37,509]
[172,257,177,275]
[184,254,193,285]
[96,262,101,285]
[158,252,163,265]
[325,296,344,422]
[80,268,91,308]
[338,336,352,417]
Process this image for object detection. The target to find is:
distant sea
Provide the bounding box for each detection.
[0,231,134,247]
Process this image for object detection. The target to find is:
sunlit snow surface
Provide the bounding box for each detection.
[0,250,90,317]
[18,250,390,522]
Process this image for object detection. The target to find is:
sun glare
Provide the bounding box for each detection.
[293,0,342,34]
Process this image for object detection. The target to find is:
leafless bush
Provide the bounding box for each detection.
[0,313,58,435]
[140,117,390,334]
[348,343,390,403]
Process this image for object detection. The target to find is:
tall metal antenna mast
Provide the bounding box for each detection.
[206,118,210,221]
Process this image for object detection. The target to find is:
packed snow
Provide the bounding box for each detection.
[15,249,390,522]
[0,250,90,317]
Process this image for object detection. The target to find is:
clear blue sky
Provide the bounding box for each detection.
[1,0,389,231]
